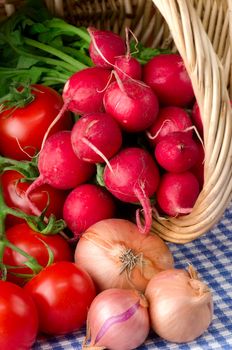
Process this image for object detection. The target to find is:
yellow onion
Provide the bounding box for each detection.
[145,266,213,343]
[74,218,174,292]
[83,288,150,350]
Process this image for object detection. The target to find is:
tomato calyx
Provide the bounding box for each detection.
[0,82,37,113]
[0,155,39,178]
[0,182,66,237]
[1,156,67,236]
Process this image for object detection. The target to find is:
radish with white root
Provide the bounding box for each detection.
[88,27,126,68]
[143,54,195,107]
[147,106,193,146]
[63,184,116,239]
[25,131,95,213]
[40,67,112,151]
[156,171,200,217]
[62,66,112,114]
[154,131,200,173]
[71,112,122,164]
[103,147,160,234]
[103,79,159,132]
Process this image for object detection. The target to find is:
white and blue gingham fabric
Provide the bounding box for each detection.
[33,202,232,350]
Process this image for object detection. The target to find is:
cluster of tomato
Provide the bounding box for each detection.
[0,85,97,349]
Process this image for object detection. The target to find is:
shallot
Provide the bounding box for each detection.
[145,266,213,343]
[83,288,150,350]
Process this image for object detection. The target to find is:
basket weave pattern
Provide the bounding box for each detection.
[0,0,232,243]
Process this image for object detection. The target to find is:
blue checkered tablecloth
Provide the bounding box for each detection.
[33,202,232,350]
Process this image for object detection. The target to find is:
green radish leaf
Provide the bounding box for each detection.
[28,22,48,35]
[16,56,40,69]
[130,40,172,64]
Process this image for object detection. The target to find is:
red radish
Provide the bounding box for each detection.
[71,112,122,164]
[156,171,200,217]
[143,54,195,107]
[63,184,116,238]
[147,106,193,146]
[114,56,142,80]
[103,79,159,132]
[40,67,112,151]
[88,27,126,69]
[154,132,199,173]
[191,101,203,136]
[190,141,205,190]
[103,147,160,234]
[25,131,95,206]
[62,67,112,114]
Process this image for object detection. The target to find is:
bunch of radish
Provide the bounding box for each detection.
[31,27,205,238]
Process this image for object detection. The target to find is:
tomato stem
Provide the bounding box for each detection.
[4,239,43,274]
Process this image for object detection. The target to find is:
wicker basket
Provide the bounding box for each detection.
[1,0,232,243]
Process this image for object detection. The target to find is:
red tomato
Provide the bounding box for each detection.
[3,223,73,285]
[1,170,68,228]
[0,84,73,160]
[24,261,96,335]
[0,280,38,350]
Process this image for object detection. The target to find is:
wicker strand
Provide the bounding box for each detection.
[228,0,232,98]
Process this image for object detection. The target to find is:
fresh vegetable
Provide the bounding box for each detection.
[156,171,200,216]
[62,67,112,115]
[143,53,195,107]
[3,223,73,285]
[74,218,174,292]
[147,106,193,146]
[154,132,199,173]
[114,55,142,80]
[1,169,67,228]
[0,3,92,97]
[103,79,159,133]
[130,40,172,65]
[88,27,126,68]
[24,261,96,335]
[103,148,160,234]
[71,112,122,164]
[40,67,112,150]
[0,84,72,161]
[83,288,150,350]
[0,172,66,236]
[63,184,116,239]
[145,266,213,343]
[0,10,208,348]
[25,131,95,208]
[0,280,38,350]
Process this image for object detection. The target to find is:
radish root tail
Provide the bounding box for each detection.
[134,184,152,234]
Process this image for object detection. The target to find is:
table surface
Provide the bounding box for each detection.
[33,202,232,350]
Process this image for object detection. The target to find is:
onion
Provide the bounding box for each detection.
[74,218,174,292]
[83,288,150,350]
[145,266,213,343]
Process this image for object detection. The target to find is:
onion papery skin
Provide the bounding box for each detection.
[84,288,150,350]
[74,218,174,292]
[145,267,213,343]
